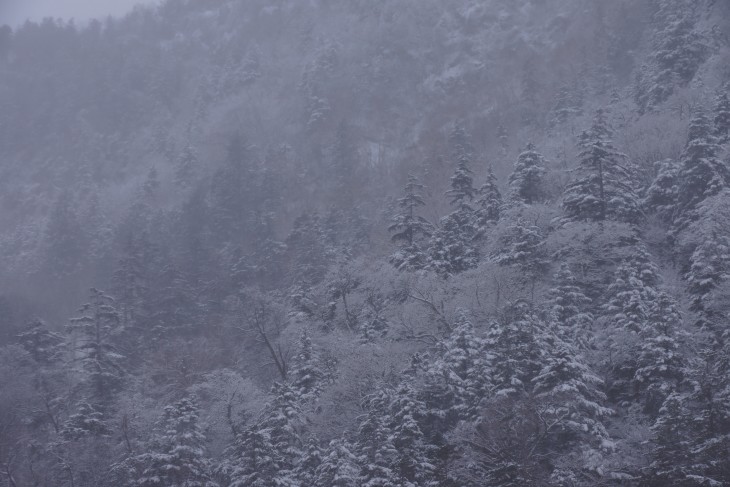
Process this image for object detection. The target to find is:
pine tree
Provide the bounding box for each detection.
[486,301,546,398]
[604,262,655,334]
[713,88,730,143]
[66,288,124,403]
[634,292,686,415]
[61,401,111,440]
[388,382,436,486]
[561,109,640,223]
[263,382,303,472]
[531,340,612,447]
[131,397,218,487]
[686,230,730,332]
[357,389,399,487]
[474,166,503,232]
[225,425,280,487]
[508,143,546,205]
[546,263,593,347]
[643,158,680,223]
[495,218,549,285]
[424,312,490,422]
[389,175,432,271]
[644,392,695,486]
[296,437,323,486]
[290,330,324,402]
[313,439,360,487]
[445,123,476,209]
[674,110,729,230]
[17,319,63,365]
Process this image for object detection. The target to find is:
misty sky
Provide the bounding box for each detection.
[1,0,157,26]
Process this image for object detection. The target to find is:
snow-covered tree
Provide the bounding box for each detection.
[66,288,125,402]
[643,158,680,223]
[674,110,730,231]
[495,218,549,286]
[508,143,546,205]
[130,397,218,487]
[546,263,593,346]
[713,88,730,144]
[686,230,730,332]
[562,109,640,223]
[475,166,503,232]
[389,175,432,271]
[313,439,360,487]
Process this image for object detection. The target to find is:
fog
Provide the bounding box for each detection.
[1,0,156,25]
[1,1,729,485]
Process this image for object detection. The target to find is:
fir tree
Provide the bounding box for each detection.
[131,397,218,487]
[225,425,280,487]
[643,158,680,223]
[550,84,580,127]
[686,230,730,332]
[296,437,323,486]
[357,389,399,487]
[508,143,546,205]
[634,292,686,415]
[17,319,63,365]
[313,439,360,487]
[604,262,655,334]
[389,175,432,271]
[561,109,640,223]
[546,263,593,347]
[645,392,694,486]
[713,88,730,143]
[495,218,549,286]
[290,330,324,402]
[424,312,490,422]
[61,401,111,440]
[66,288,124,403]
[674,110,730,230]
[445,123,476,209]
[474,166,503,232]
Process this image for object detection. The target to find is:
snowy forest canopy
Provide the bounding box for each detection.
[2,0,730,485]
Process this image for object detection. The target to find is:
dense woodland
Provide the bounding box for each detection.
[1,0,730,485]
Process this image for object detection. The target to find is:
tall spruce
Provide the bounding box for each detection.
[508,143,546,205]
[562,109,640,223]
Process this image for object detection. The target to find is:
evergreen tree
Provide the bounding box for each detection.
[546,263,593,347]
[357,389,399,487]
[61,401,111,440]
[604,262,655,334]
[285,212,332,287]
[225,425,280,487]
[508,143,546,205]
[497,123,509,156]
[713,88,730,143]
[289,330,324,402]
[424,312,490,422]
[17,319,63,365]
[486,301,546,398]
[263,382,303,472]
[313,439,360,487]
[130,397,218,487]
[562,109,640,223]
[474,166,503,232]
[388,382,436,486]
[686,230,730,332]
[66,288,124,403]
[674,110,729,230]
[389,175,432,271]
[643,158,680,223]
[634,292,686,415]
[495,218,549,285]
[645,392,694,486]
[550,84,580,127]
[296,437,323,486]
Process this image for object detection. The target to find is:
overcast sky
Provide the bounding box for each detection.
[1,0,157,26]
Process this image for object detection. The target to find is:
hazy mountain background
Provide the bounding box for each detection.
[1,0,730,485]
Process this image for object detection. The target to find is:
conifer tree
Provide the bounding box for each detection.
[495,218,549,286]
[634,292,686,415]
[686,230,730,332]
[562,109,640,223]
[313,439,360,487]
[713,88,730,143]
[225,425,280,487]
[643,158,680,223]
[546,264,593,346]
[296,437,323,486]
[389,175,432,271]
[674,110,730,230]
[475,166,503,232]
[604,262,655,334]
[131,397,218,487]
[550,84,580,127]
[61,401,112,440]
[508,143,546,205]
[17,319,63,365]
[645,392,694,486]
[357,389,399,487]
[290,330,325,402]
[497,124,509,156]
[67,288,124,403]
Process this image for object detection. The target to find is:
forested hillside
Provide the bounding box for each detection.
[2,0,730,485]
